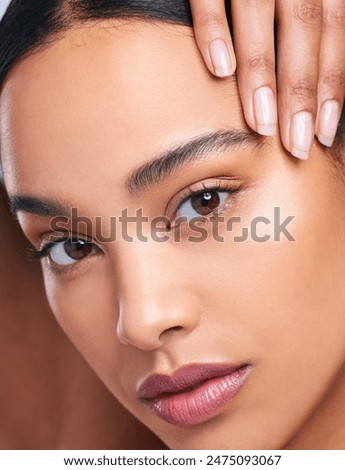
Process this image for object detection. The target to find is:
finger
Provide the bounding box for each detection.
[276,0,323,160]
[316,0,345,147]
[231,0,277,135]
[189,0,236,77]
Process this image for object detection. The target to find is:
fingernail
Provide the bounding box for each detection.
[290,111,314,160]
[209,38,232,77]
[317,100,340,148]
[253,86,278,136]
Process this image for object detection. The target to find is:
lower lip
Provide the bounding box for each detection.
[143,365,252,427]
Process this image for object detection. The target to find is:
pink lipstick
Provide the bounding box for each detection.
[138,363,252,426]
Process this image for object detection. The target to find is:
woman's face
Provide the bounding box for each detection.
[1,20,345,449]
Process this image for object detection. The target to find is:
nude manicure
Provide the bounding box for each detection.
[317,100,340,148]
[253,86,278,136]
[290,111,314,160]
[209,39,232,77]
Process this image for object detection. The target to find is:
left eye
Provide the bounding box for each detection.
[176,190,230,220]
[49,239,97,266]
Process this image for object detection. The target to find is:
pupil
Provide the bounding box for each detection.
[191,191,220,215]
[64,239,92,260]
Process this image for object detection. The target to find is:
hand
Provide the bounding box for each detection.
[189,0,345,160]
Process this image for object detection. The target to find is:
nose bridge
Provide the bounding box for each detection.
[115,239,201,351]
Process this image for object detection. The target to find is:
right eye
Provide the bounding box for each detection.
[32,238,99,266]
[49,239,97,265]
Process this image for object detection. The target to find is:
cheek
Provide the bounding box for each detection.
[189,169,345,434]
[42,264,121,388]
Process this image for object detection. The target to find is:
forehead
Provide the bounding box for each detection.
[0,20,244,199]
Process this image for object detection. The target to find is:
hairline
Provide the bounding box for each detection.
[0,14,344,170]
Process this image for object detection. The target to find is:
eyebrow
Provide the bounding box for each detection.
[126,129,263,195]
[9,128,263,217]
[9,196,70,218]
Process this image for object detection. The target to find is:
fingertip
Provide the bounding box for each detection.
[317,135,334,148]
[317,100,340,149]
[291,148,310,160]
[253,86,278,136]
[209,38,234,78]
[256,125,278,137]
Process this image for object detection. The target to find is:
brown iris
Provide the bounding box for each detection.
[64,239,93,260]
[190,191,221,216]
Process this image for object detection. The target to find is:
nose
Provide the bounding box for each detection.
[115,241,201,351]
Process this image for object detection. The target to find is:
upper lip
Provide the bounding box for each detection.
[138,363,246,399]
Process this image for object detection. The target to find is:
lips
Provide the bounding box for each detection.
[138,363,252,426]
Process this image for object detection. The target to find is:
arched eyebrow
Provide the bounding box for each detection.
[9,195,70,217]
[8,128,263,217]
[126,128,264,196]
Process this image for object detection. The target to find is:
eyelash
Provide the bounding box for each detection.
[27,235,98,266]
[170,179,243,224]
[28,243,59,261]
[28,236,69,261]
[27,179,243,269]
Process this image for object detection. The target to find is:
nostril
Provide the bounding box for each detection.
[159,325,183,340]
[170,326,183,332]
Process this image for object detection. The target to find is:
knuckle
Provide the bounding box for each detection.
[289,78,317,100]
[247,53,274,73]
[196,10,226,30]
[293,0,323,26]
[320,70,345,90]
[327,4,345,29]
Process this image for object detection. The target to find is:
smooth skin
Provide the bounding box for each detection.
[1,0,342,450]
[1,20,345,449]
[0,184,164,449]
[189,0,345,158]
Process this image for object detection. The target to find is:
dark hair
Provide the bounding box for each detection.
[0,0,195,91]
[0,0,344,159]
